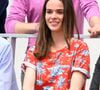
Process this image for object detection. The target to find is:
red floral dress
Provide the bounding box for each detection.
[22,39,90,90]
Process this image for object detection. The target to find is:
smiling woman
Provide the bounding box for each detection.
[6,0,100,89]
[22,0,90,90]
[45,0,64,32]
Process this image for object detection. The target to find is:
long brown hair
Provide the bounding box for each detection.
[34,0,79,59]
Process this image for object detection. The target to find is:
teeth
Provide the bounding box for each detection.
[51,23,58,26]
[51,22,57,23]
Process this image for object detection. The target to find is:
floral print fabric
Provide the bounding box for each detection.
[22,39,90,90]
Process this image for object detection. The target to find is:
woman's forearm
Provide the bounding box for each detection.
[23,67,36,90]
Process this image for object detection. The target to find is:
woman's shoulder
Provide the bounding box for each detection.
[71,38,88,49]
[72,38,87,45]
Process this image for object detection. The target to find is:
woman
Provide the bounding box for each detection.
[5,0,100,86]
[22,0,90,90]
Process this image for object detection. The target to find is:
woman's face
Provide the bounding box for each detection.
[45,0,64,32]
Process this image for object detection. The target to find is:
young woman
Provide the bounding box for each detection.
[5,0,100,87]
[22,0,90,90]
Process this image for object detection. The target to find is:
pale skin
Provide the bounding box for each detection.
[69,72,86,90]
[14,22,39,34]
[89,16,100,37]
[23,0,86,90]
[23,67,36,90]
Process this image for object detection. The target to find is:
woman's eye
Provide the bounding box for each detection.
[46,10,52,14]
[57,10,64,14]
[46,9,64,14]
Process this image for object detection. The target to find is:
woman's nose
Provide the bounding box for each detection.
[51,12,57,18]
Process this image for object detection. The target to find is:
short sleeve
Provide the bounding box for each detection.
[72,41,90,78]
[22,46,38,72]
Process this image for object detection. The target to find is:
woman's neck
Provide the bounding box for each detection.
[51,31,67,52]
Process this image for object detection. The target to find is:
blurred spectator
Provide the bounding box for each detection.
[0,37,18,90]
